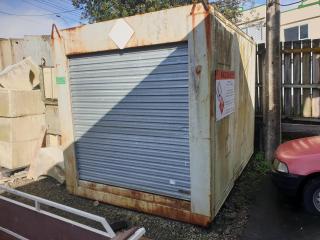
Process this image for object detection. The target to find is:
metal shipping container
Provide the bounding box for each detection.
[52,3,256,226]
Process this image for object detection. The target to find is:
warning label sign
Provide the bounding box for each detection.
[215,70,235,121]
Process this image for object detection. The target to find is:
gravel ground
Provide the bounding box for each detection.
[3,153,268,240]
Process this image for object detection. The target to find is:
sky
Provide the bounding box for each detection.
[0,0,85,38]
[0,0,300,38]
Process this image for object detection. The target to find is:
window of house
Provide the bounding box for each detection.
[284,26,299,41]
[300,24,308,39]
[284,24,309,41]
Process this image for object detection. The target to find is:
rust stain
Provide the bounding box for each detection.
[75,184,212,227]
[190,3,197,66]
[195,65,202,75]
[64,24,85,32]
[64,27,88,56]
[204,12,212,55]
[204,11,213,118]
[80,181,190,210]
[210,95,214,116]
[51,24,61,39]
[196,4,202,12]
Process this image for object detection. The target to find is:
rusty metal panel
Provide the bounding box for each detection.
[210,11,256,216]
[68,43,190,200]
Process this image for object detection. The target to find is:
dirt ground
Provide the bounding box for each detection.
[2,153,268,240]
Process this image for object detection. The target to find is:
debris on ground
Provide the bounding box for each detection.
[0,168,28,185]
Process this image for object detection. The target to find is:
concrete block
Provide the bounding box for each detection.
[43,67,57,99]
[45,105,60,135]
[46,134,61,147]
[0,114,45,142]
[27,147,65,184]
[0,89,45,117]
[0,57,40,90]
[0,139,39,169]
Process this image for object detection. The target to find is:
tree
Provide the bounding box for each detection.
[72,0,251,23]
[214,0,252,22]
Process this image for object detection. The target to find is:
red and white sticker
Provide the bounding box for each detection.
[215,70,235,121]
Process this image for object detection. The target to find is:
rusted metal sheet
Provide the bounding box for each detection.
[77,181,211,227]
[80,181,191,210]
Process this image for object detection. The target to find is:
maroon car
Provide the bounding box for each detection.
[272,136,320,214]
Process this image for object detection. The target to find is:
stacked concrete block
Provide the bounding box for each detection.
[0,89,45,169]
[0,57,40,90]
[0,89,45,117]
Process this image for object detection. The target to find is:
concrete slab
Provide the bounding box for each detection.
[0,57,40,90]
[27,147,65,184]
[0,114,45,142]
[0,89,45,117]
[0,139,40,169]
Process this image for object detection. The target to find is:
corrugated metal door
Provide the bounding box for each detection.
[69,43,190,200]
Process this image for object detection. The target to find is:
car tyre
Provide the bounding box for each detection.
[303,177,320,215]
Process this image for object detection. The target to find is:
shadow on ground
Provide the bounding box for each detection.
[241,175,320,240]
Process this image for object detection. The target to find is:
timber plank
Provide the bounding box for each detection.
[283,41,292,116]
[292,40,301,116]
[302,40,312,117]
[312,39,320,117]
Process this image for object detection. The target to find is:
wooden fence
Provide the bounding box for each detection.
[256,39,320,122]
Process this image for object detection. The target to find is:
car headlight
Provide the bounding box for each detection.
[273,159,289,173]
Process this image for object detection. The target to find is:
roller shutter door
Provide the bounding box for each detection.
[69,43,190,200]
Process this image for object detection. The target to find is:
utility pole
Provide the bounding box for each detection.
[264,0,281,162]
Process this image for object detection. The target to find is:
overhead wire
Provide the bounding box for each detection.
[273,0,304,6]
[0,9,78,17]
[17,0,82,23]
[13,0,82,25]
[0,9,51,28]
[35,0,84,23]
[36,0,82,18]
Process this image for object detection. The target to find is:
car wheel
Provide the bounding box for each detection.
[303,177,320,215]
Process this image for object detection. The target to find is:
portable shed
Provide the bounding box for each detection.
[52,3,256,226]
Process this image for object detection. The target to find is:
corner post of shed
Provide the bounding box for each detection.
[188,3,213,218]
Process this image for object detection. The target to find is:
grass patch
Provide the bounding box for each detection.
[253,152,270,175]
